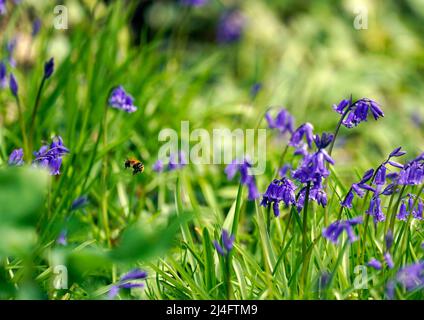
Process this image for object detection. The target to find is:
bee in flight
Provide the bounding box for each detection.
[125,158,145,175]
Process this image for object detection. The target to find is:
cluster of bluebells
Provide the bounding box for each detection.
[260,178,296,217]
[397,194,423,221]
[333,97,384,128]
[225,157,259,201]
[9,136,67,175]
[213,229,234,256]
[322,216,363,244]
[341,147,407,223]
[261,109,335,215]
[32,136,70,175]
[108,86,137,113]
[397,153,424,185]
[386,261,424,299]
[108,269,147,299]
[153,151,188,173]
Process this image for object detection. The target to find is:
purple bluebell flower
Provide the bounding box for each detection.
[71,196,88,211]
[213,229,234,256]
[9,73,18,97]
[0,0,6,15]
[44,58,54,79]
[181,0,208,6]
[32,19,42,37]
[322,216,363,244]
[384,253,394,269]
[260,178,297,217]
[152,159,164,173]
[108,86,137,113]
[6,38,16,67]
[396,261,424,292]
[366,192,385,223]
[8,148,24,166]
[398,153,424,185]
[289,123,314,148]
[385,230,394,250]
[217,9,245,44]
[225,158,259,200]
[374,165,387,185]
[292,133,334,184]
[168,151,187,171]
[397,194,423,221]
[368,258,382,270]
[109,269,147,299]
[389,147,407,158]
[120,269,147,282]
[0,61,7,88]
[250,83,262,99]
[333,98,383,128]
[33,136,69,175]
[279,164,291,177]
[57,230,67,246]
[296,182,328,212]
[265,108,294,135]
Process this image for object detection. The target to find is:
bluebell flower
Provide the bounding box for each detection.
[333,97,383,128]
[57,230,67,246]
[289,123,314,148]
[217,9,245,44]
[296,182,328,212]
[9,73,18,97]
[152,159,164,173]
[385,230,394,250]
[265,108,294,135]
[0,61,7,88]
[44,58,54,79]
[71,196,89,211]
[250,83,262,99]
[8,148,24,166]
[6,38,16,67]
[374,165,387,185]
[32,19,42,37]
[0,0,6,15]
[260,178,297,217]
[225,158,259,200]
[181,0,208,6]
[292,133,334,184]
[395,261,424,293]
[33,136,69,175]
[108,269,147,299]
[367,258,382,270]
[398,153,424,185]
[168,151,187,171]
[384,253,394,269]
[397,194,423,221]
[213,229,234,256]
[279,164,291,177]
[108,86,137,113]
[322,216,363,244]
[366,190,385,223]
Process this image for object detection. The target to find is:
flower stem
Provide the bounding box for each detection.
[302,182,311,258]
[28,77,46,153]
[14,96,29,161]
[101,105,111,248]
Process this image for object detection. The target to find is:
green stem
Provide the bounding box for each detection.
[101,105,111,247]
[302,182,311,258]
[14,96,29,161]
[28,77,46,153]
[231,183,244,239]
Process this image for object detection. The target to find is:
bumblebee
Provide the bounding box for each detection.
[125,158,145,175]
